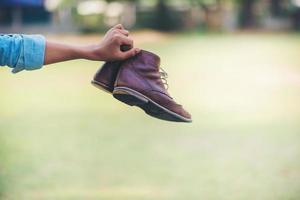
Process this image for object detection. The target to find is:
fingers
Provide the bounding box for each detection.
[114,24,124,30]
[116,35,141,59]
[111,24,140,59]
[121,48,141,59]
[118,29,129,36]
[115,34,133,46]
[110,25,129,37]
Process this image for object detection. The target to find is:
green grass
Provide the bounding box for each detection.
[0,32,300,200]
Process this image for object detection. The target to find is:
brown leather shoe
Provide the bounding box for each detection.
[91,45,132,93]
[91,61,121,93]
[113,50,192,122]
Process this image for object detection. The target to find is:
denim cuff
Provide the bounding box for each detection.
[12,35,46,73]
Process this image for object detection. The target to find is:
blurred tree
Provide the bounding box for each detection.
[136,0,184,31]
[271,0,282,16]
[189,0,224,30]
[238,0,256,28]
[153,0,178,31]
[106,0,138,2]
[55,0,298,31]
[289,0,300,30]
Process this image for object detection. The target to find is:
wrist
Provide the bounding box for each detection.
[72,45,89,60]
[81,44,104,61]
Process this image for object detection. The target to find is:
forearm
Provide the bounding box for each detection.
[44,33,139,65]
[44,41,93,65]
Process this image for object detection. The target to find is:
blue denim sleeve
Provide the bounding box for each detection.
[0,34,46,73]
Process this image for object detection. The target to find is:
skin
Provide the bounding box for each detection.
[44,24,140,65]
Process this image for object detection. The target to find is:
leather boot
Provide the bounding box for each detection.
[113,50,192,122]
[91,61,121,93]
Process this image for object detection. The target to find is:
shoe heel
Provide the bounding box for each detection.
[91,80,112,93]
[113,87,148,106]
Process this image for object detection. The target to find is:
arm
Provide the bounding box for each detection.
[0,24,139,73]
[44,24,140,65]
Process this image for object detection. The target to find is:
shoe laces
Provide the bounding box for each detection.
[159,67,169,90]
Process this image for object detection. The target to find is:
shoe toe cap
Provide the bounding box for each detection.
[173,103,192,121]
[148,91,192,121]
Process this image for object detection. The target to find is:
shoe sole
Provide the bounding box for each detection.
[91,80,112,94]
[113,86,192,123]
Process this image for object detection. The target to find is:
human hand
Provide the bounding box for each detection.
[87,24,140,61]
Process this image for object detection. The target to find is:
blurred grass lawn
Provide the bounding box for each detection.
[0,32,300,200]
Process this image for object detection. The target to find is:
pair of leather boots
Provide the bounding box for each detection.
[91,49,192,122]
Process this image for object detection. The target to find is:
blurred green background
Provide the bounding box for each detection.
[1,0,300,199]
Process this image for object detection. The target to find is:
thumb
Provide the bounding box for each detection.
[122,48,141,59]
[114,24,124,30]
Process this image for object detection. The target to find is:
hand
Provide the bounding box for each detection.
[87,24,140,61]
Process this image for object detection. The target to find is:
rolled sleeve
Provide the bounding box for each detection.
[12,35,46,73]
[0,34,46,73]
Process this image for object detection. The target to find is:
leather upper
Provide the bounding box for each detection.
[93,61,121,92]
[115,50,191,119]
